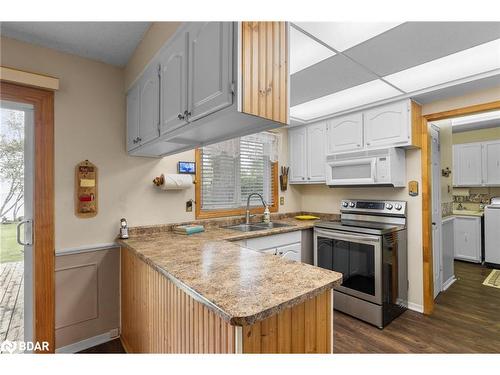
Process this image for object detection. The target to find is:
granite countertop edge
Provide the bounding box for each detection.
[117,213,342,326]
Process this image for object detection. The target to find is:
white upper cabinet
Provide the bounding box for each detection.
[160,32,188,135]
[289,122,327,184]
[454,140,500,187]
[126,83,140,151]
[138,63,161,146]
[327,113,363,154]
[187,22,233,122]
[288,126,307,183]
[307,122,327,182]
[364,100,410,149]
[483,140,500,185]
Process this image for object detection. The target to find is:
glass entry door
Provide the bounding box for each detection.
[0,100,34,353]
[315,228,382,304]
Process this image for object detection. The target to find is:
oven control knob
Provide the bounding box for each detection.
[395,203,402,210]
[342,201,348,208]
[386,203,393,210]
[349,202,355,208]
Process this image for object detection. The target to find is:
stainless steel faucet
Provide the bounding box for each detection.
[245,193,267,224]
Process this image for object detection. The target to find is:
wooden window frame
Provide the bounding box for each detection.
[195,148,279,219]
[0,81,55,352]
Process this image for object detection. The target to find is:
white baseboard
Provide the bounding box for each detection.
[55,329,119,353]
[407,302,424,313]
[442,276,457,291]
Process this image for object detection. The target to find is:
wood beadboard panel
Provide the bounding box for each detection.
[241,22,289,124]
[121,248,236,353]
[242,289,332,354]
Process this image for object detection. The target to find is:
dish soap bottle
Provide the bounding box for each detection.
[263,205,271,224]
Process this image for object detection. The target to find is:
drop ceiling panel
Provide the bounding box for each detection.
[295,22,402,52]
[411,74,500,104]
[345,22,500,77]
[291,54,378,106]
[289,26,335,74]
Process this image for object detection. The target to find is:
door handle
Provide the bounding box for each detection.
[16,219,33,246]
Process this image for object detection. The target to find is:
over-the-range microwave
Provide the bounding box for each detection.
[325,148,406,187]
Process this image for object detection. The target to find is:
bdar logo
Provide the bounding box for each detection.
[1,340,17,354]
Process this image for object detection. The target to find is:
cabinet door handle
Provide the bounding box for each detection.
[177,113,185,120]
[137,137,142,143]
[184,110,192,118]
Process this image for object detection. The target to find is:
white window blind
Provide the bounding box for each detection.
[200,133,277,211]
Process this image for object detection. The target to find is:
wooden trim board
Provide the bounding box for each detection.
[1,66,59,91]
[421,100,500,315]
[0,82,55,352]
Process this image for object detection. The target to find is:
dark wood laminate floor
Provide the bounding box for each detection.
[333,261,500,353]
[79,261,499,354]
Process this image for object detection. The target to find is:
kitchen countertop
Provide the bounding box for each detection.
[117,215,343,326]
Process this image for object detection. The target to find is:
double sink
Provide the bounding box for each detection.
[224,222,294,232]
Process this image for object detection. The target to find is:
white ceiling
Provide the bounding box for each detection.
[291,22,500,121]
[0,22,151,66]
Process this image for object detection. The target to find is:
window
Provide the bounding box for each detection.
[195,133,279,219]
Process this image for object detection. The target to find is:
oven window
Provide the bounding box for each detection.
[317,236,376,296]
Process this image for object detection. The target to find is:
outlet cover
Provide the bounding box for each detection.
[186,200,193,212]
[280,196,285,205]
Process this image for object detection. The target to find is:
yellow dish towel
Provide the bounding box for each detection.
[294,215,320,220]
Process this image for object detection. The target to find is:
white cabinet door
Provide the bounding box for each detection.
[160,32,188,135]
[327,113,363,154]
[364,100,410,149]
[277,242,301,262]
[307,122,326,182]
[454,143,482,186]
[188,22,233,122]
[288,127,307,183]
[483,141,500,186]
[138,63,160,145]
[454,216,481,263]
[126,83,140,151]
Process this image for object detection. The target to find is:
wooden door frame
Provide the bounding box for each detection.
[421,99,500,315]
[1,82,55,352]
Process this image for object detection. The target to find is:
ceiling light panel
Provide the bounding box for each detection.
[290,26,336,74]
[294,22,403,52]
[290,80,401,121]
[384,38,500,92]
[452,109,500,126]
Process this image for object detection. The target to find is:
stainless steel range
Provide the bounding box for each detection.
[313,199,408,329]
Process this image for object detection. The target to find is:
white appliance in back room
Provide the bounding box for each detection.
[485,197,500,267]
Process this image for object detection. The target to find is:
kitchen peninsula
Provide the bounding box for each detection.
[118,217,342,354]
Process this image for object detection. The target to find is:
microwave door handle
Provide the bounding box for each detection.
[315,229,380,243]
[370,159,377,183]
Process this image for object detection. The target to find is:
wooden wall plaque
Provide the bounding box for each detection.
[75,160,98,218]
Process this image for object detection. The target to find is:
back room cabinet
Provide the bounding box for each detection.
[364,101,410,149]
[187,22,233,122]
[453,143,483,186]
[483,141,500,185]
[327,113,363,154]
[454,216,481,263]
[160,32,188,135]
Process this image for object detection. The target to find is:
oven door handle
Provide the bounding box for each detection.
[314,228,380,243]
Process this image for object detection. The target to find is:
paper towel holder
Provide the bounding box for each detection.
[153,174,196,187]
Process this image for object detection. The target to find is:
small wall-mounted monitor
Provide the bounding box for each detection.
[178,161,196,174]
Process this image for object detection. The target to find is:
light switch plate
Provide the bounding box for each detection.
[409,180,419,196]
